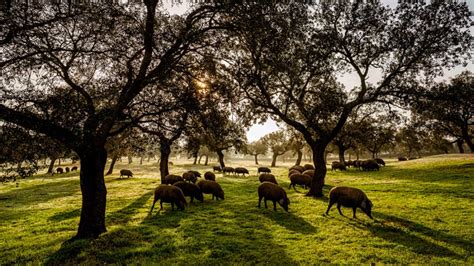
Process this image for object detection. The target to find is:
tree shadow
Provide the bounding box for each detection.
[107,191,153,225]
[49,208,81,222]
[44,238,90,265]
[365,212,468,258]
[258,209,317,234]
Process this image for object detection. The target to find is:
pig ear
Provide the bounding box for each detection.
[360,201,366,209]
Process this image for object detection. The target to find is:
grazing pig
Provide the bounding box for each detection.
[303,164,314,170]
[257,167,271,174]
[259,173,278,185]
[374,158,385,166]
[189,170,201,178]
[331,161,346,171]
[398,157,408,161]
[163,174,184,185]
[213,166,222,172]
[120,169,133,178]
[346,160,354,168]
[325,186,373,219]
[361,160,379,171]
[197,180,225,200]
[223,167,235,175]
[65,167,70,173]
[288,169,301,178]
[56,167,64,174]
[173,181,204,203]
[302,169,315,177]
[289,173,312,191]
[408,157,418,160]
[71,166,78,171]
[289,165,305,173]
[183,172,197,183]
[235,167,249,176]
[204,171,216,181]
[258,182,290,212]
[353,160,362,169]
[150,185,187,212]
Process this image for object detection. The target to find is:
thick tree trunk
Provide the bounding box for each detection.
[76,145,107,239]
[295,150,302,166]
[105,155,118,176]
[254,154,259,165]
[193,155,197,165]
[271,153,277,167]
[140,156,143,165]
[159,142,171,183]
[204,154,208,165]
[217,150,225,168]
[58,158,61,166]
[307,145,326,197]
[198,154,204,164]
[47,158,56,174]
[456,139,464,154]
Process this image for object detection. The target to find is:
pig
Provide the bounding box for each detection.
[150,185,187,212]
[259,173,278,185]
[325,186,373,219]
[257,167,271,174]
[204,171,216,181]
[258,182,290,212]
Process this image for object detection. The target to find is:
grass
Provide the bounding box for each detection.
[0,154,473,264]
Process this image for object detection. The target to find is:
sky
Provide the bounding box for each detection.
[165,0,474,142]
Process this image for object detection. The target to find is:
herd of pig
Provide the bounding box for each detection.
[117,162,375,219]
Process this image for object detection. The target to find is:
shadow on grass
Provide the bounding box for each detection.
[260,209,317,234]
[44,238,90,265]
[49,208,81,222]
[108,191,153,225]
[365,212,469,258]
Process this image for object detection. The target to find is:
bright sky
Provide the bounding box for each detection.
[165,1,474,142]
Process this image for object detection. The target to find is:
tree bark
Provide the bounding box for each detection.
[456,139,465,153]
[76,145,107,239]
[271,153,278,167]
[198,154,204,164]
[47,157,56,174]
[58,158,61,165]
[254,154,259,165]
[204,154,208,166]
[217,150,225,168]
[128,156,132,164]
[139,156,143,165]
[307,145,326,197]
[193,155,197,165]
[105,155,118,176]
[159,142,171,183]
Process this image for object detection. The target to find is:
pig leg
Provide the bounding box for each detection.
[352,207,357,219]
[337,203,344,216]
[325,201,335,215]
[159,201,164,212]
[258,196,263,208]
[171,202,175,211]
[273,201,277,211]
[264,199,268,209]
[150,199,157,213]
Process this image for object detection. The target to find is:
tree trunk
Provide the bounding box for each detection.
[456,139,464,154]
[159,142,171,183]
[76,145,107,239]
[198,154,204,164]
[139,156,143,165]
[58,158,61,166]
[295,150,302,166]
[216,150,225,168]
[47,157,56,174]
[193,155,197,165]
[461,127,473,152]
[271,153,277,167]
[308,145,326,197]
[204,154,208,166]
[105,155,118,176]
[337,144,346,164]
[119,157,122,162]
[254,154,259,165]
[128,156,132,164]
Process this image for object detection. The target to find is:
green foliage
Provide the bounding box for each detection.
[0,155,472,264]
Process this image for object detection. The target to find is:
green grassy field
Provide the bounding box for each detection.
[0,154,473,264]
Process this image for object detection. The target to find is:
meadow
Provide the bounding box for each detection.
[0,154,473,264]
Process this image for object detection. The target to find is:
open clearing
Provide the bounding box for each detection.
[0,154,473,264]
